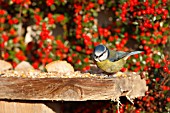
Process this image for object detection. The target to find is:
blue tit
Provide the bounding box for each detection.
[92,44,143,73]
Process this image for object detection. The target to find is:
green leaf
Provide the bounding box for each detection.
[49,52,55,58]
[50,4,56,11]
[91,9,98,17]
[132,22,139,25]
[156,15,161,20]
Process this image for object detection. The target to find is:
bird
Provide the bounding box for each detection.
[92,44,143,73]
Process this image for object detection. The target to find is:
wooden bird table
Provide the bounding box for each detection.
[0,70,148,113]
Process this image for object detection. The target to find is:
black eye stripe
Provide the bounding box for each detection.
[98,49,107,57]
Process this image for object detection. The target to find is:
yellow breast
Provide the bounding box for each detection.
[96,59,126,73]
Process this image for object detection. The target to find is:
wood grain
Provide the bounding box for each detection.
[0,73,148,101]
[0,101,60,113]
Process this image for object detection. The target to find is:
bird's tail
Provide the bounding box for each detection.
[124,51,143,60]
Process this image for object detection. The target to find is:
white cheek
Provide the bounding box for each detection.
[99,53,108,61]
[95,58,100,62]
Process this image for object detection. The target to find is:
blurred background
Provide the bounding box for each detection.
[0,0,169,112]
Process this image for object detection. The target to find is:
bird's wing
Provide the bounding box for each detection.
[108,50,129,62]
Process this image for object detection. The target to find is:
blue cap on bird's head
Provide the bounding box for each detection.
[92,44,109,62]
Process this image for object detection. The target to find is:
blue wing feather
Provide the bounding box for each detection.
[108,50,129,62]
[108,50,143,62]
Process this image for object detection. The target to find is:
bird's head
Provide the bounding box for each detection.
[92,44,109,62]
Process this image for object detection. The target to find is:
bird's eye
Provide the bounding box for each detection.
[94,54,98,58]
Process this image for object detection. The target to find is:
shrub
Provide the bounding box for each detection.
[0,0,169,112]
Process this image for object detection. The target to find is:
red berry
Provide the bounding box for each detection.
[144,1,149,6]
[122,17,126,22]
[133,12,137,17]
[148,24,152,28]
[67,56,73,62]
[162,15,167,19]
[2,34,9,42]
[144,46,149,50]
[162,85,169,91]
[157,9,162,14]
[163,66,168,72]
[168,70,170,74]
[98,0,104,5]
[135,109,141,113]
[142,40,146,44]
[144,22,148,27]
[3,52,9,60]
[136,62,140,66]
[121,67,126,72]
[137,11,141,16]
[134,54,139,58]
[145,91,149,95]
[150,96,155,101]
[155,63,160,68]
[76,46,82,52]
[167,97,170,102]
[146,79,150,84]
[146,103,150,107]
[32,62,39,69]
[156,77,160,82]
[146,32,151,37]
[164,10,168,15]
[142,10,146,15]
[162,0,167,3]
[83,58,89,63]
[142,96,147,101]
